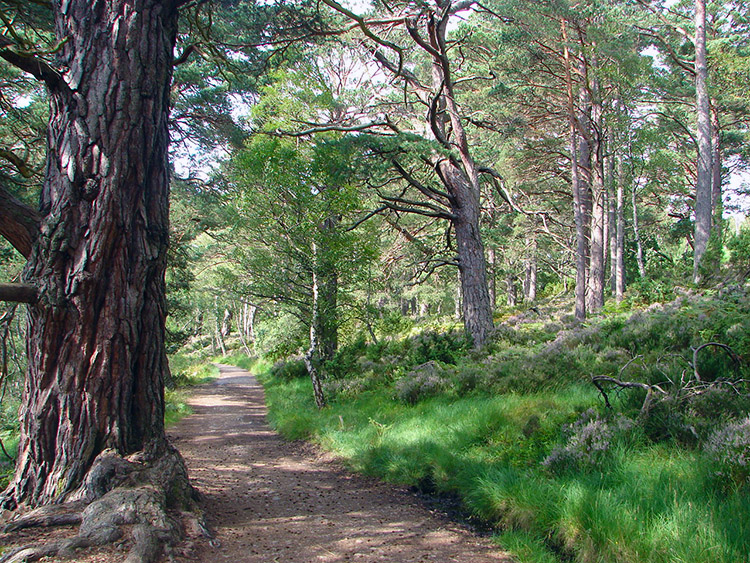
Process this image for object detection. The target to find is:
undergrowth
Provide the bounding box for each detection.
[236,289,750,563]
[164,355,220,427]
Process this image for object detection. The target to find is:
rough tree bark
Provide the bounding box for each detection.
[488,246,497,309]
[562,21,586,321]
[0,184,40,259]
[693,0,713,283]
[0,2,208,560]
[710,103,722,238]
[586,70,606,313]
[615,153,626,302]
[0,0,182,510]
[607,148,617,294]
[445,165,494,346]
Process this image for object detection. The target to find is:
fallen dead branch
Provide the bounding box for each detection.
[593,343,747,418]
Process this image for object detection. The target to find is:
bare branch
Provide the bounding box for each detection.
[428,79,451,149]
[479,167,527,215]
[0,181,41,258]
[345,205,388,232]
[453,70,496,86]
[391,158,453,205]
[319,0,405,72]
[0,283,38,303]
[0,149,34,178]
[372,49,427,93]
[449,0,479,14]
[634,0,693,43]
[409,257,459,286]
[383,214,432,256]
[691,342,742,382]
[380,193,455,219]
[173,44,201,66]
[380,199,456,220]
[592,375,667,415]
[0,42,68,92]
[272,121,392,137]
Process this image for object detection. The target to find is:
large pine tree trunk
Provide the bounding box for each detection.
[693,0,713,283]
[440,163,494,347]
[607,150,618,294]
[571,134,588,322]
[562,22,586,321]
[615,154,626,302]
[587,92,606,313]
[454,204,494,346]
[6,0,179,508]
[711,104,723,238]
[488,246,497,309]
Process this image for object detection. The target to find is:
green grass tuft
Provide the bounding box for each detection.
[164,356,219,427]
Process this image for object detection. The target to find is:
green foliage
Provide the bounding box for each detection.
[255,312,307,361]
[394,361,452,404]
[727,223,750,278]
[241,290,750,563]
[270,359,308,381]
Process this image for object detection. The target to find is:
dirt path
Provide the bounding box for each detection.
[170,364,513,563]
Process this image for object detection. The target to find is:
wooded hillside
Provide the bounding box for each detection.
[0,0,748,562]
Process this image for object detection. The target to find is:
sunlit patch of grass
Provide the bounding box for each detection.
[164,388,193,427]
[495,530,559,563]
[251,359,750,563]
[164,357,219,426]
[0,431,18,489]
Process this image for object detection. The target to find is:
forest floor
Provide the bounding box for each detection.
[169,363,513,563]
[0,364,513,563]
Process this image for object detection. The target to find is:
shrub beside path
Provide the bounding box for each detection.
[170,364,513,562]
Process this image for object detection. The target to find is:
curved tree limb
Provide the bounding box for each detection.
[0,41,69,93]
[0,149,35,179]
[0,181,40,258]
[691,342,742,382]
[319,0,405,73]
[391,158,453,205]
[0,283,38,303]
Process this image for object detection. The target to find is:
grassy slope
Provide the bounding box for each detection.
[241,291,750,563]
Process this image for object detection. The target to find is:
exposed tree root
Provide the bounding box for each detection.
[0,441,210,563]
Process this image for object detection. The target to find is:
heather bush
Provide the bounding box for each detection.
[543,409,635,473]
[324,376,374,399]
[395,361,452,404]
[704,417,750,485]
[405,330,469,366]
[270,358,308,381]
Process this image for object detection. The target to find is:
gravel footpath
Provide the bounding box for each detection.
[169,364,514,563]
